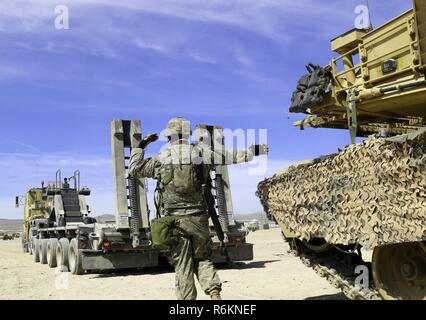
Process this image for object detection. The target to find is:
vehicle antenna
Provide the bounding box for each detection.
[366,0,373,30]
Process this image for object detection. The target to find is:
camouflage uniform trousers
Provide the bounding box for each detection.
[168,213,222,300]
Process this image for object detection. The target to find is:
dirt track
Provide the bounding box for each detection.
[0,229,345,300]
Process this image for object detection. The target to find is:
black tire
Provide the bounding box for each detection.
[302,238,332,253]
[28,238,33,255]
[47,238,58,268]
[33,238,40,262]
[56,238,70,272]
[68,238,84,275]
[21,235,29,253]
[39,239,48,264]
[58,216,66,227]
[28,229,34,255]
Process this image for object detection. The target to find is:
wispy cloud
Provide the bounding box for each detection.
[133,38,168,55]
[0,1,357,60]
[1,1,412,46]
[0,0,346,40]
[0,64,28,79]
[0,0,410,86]
[187,50,217,65]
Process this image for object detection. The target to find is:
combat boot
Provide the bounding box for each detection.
[210,290,222,300]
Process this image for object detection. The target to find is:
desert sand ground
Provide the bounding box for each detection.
[0,228,345,300]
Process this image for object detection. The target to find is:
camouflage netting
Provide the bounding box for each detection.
[257,129,426,250]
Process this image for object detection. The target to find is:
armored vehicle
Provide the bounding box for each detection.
[0,232,15,240]
[257,0,426,300]
[245,220,260,232]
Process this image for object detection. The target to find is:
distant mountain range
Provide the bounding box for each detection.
[0,219,23,231]
[235,212,269,223]
[0,212,268,231]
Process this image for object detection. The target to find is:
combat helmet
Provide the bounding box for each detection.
[164,117,192,138]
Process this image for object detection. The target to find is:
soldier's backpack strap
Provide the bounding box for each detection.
[154,180,163,219]
[195,156,227,250]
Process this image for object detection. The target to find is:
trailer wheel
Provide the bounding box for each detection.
[47,239,58,268]
[33,238,40,262]
[21,236,29,253]
[28,229,34,255]
[39,239,48,264]
[68,238,84,275]
[28,238,33,255]
[56,238,70,272]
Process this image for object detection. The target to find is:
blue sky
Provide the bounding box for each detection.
[0,0,412,218]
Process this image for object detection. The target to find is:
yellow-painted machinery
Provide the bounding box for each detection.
[257,0,426,300]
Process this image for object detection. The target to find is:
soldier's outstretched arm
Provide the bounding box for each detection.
[223,144,269,165]
[224,148,254,164]
[128,148,159,179]
[195,142,269,165]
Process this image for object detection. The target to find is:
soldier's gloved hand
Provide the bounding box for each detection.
[139,133,159,149]
[249,144,269,156]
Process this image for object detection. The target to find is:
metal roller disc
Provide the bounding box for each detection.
[302,238,332,253]
[372,242,426,300]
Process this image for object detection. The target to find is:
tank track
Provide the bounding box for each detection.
[287,239,382,300]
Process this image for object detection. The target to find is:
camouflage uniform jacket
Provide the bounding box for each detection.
[129,141,253,216]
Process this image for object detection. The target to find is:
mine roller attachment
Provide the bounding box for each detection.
[372,242,426,300]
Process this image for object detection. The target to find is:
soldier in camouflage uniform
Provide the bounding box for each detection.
[129,117,268,300]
